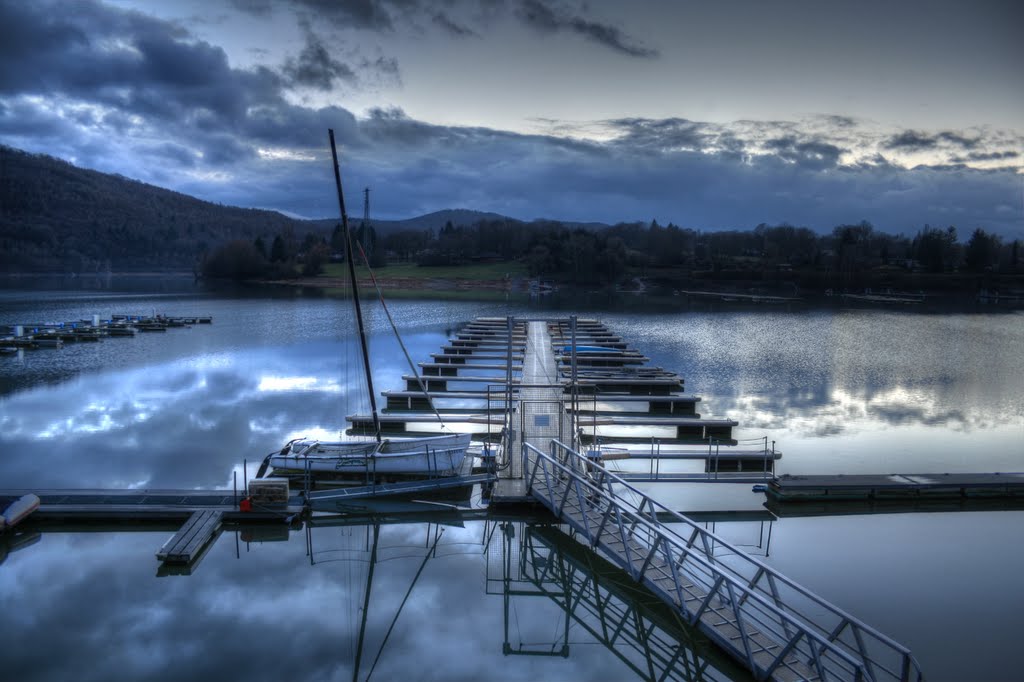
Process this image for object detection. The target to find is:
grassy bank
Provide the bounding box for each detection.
[320,261,528,282]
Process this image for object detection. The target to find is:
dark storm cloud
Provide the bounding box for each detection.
[0,0,375,167]
[820,114,857,129]
[282,29,358,90]
[516,0,659,58]
[289,0,396,30]
[886,129,986,152]
[606,117,714,152]
[937,131,980,149]
[231,0,658,58]
[228,0,275,15]
[0,0,281,132]
[884,130,938,150]
[764,136,844,170]
[964,150,1020,162]
[432,10,477,37]
[357,54,402,86]
[0,97,71,137]
[150,141,198,168]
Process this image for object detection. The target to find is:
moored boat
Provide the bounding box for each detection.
[260,129,471,482]
[269,433,472,475]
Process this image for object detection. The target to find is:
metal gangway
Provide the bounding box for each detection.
[522,439,925,682]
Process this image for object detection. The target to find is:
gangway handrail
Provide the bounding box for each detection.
[549,439,911,655]
[524,440,924,682]
[526,442,866,680]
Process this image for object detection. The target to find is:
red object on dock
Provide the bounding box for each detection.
[239,498,252,512]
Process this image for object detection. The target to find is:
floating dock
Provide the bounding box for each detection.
[0,488,300,571]
[156,509,224,564]
[766,472,1024,502]
[349,316,768,477]
[0,314,211,351]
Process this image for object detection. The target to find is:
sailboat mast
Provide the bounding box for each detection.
[328,129,382,444]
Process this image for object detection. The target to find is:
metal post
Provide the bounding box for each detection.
[505,315,514,469]
[570,315,578,450]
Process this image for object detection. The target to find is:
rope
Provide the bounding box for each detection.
[353,241,451,433]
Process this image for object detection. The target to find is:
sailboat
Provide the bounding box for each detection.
[262,129,471,479]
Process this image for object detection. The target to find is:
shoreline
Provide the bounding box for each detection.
[3,270,1022,310]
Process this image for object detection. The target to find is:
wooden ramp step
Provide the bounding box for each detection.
[156,509,223,564]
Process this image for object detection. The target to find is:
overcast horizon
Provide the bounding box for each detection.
[1,0,1021,237]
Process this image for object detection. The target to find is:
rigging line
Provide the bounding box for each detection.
[353,240,451,432]
[365,528,446,682]
[342,269,352,434]
[329,128,381,444]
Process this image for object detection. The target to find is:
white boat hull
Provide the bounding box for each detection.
[269,434,472,476]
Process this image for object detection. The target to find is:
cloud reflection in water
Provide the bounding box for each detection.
[1,519,707,682]
[0,342,366,489]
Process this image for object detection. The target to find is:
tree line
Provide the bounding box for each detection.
[204,215,1021,291]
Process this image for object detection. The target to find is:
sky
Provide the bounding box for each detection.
[0,0,1022,238]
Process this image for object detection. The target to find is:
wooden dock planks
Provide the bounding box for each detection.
[156,509,224,564]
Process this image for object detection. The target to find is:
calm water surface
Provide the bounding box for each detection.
[1,286,1022,681]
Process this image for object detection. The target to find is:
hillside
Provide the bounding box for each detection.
[0,146,547,273]
[0,145,306,272]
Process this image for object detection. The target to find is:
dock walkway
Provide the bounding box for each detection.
[493,320,571,500]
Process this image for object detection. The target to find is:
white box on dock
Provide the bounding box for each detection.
[248,478,289,504]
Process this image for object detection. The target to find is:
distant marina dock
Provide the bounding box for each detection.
[1,313,211,351]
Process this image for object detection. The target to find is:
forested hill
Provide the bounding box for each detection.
[0,145,305,272]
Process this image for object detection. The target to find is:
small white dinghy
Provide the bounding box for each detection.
[1,493,40,531]
[270,433,472,476]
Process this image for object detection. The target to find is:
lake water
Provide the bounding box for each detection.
[1,283,1022,681]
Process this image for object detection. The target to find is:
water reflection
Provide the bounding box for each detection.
[487,521,750,681]
[601,310,1024,475]
[2,510,767,682]
[3,290,1024,680]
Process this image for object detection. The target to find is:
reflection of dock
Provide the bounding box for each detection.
[489,520,749,681]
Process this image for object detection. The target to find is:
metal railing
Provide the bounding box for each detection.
[625,436,774,482]
[524,439,924,682]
